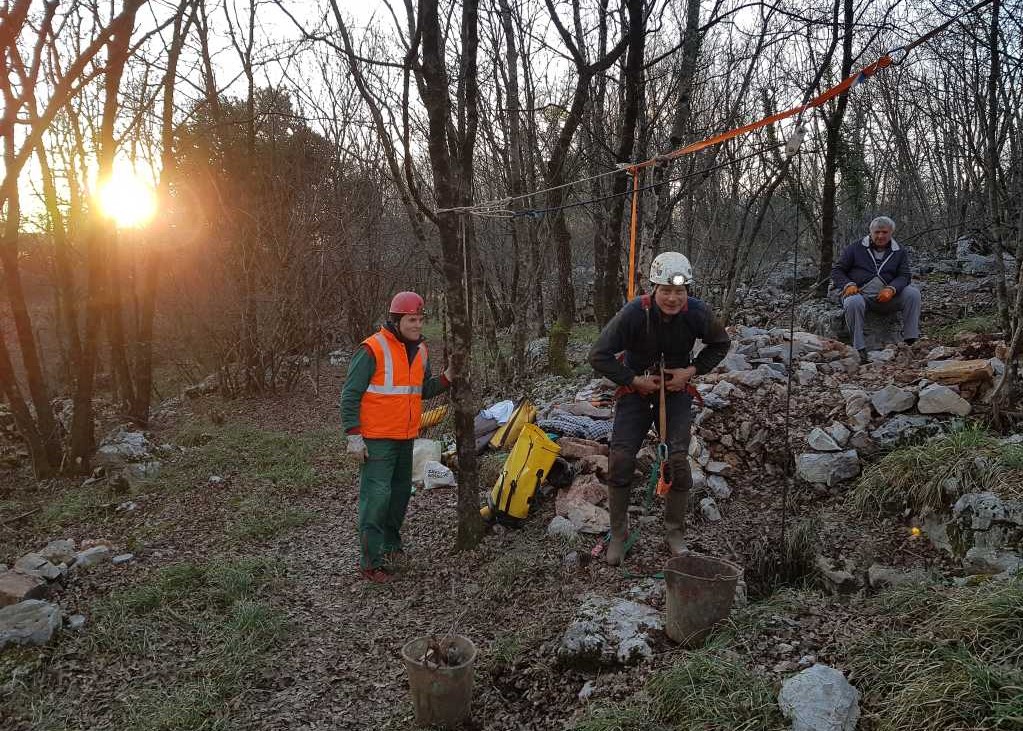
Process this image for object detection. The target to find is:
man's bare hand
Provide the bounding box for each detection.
[663,366,697,392]
[630,375,661,396]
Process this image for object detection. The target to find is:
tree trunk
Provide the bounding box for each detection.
[418,0,484,551]
[641,0,702,264]
[36,144,83,386]
[69,4,139,471]
[596,0,645,324]
[131,0,194,424]
[0,190,61,473]
[817,0,855,297]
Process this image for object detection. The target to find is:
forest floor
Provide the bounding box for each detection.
[1,275,1021,730]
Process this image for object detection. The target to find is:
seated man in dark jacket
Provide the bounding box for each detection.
[589,252,730,565]
[831,216,921,363]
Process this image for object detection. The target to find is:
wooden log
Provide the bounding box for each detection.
[924,359,994,385]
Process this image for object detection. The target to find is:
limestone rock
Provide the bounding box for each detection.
[0,600,62,649]
[926,345,958,361]
[72,546,112,570]
[556,478,610,534]
[917,383,971,416]
[690,463,708,491]
[13,553,62,582]
[700,497,722,522]
[38,539,75,565]
[67,614,87,631]
[797,451,860,486]
[778,663,861,731]
[870,415,942,446]
[924,359,994,386]
[711,380,740,399]
[807,428,841,452]
[559,595,662,666]
[962,547,1022,575]
[723,369,765,389]
[717,353,751,372]
[0,571,47,607]
[558,438,609,460]
[867,564,932,589]
[95,428,156,467]
[707,475,732,500]
[797,362,819,385]
[815,557,859,594]
[705,461,733,477]
[826,422,852,448]
[870,384,916,416]
[124,460,162,480]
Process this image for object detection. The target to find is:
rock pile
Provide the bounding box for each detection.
[1,538,123,649]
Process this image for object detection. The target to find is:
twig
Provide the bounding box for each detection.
[1,507,41,525]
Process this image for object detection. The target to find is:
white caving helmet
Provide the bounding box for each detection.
[649,251,694,286]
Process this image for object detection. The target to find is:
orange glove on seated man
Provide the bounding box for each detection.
[842,283,859,297]
[877,287,895,303]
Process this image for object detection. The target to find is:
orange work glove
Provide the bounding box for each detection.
[842,283,859,297]
[877,287,895,303]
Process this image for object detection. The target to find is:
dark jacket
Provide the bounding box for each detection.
[831,236,912,293]
[589,296,731,386]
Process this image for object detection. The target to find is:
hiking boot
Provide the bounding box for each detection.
[605,488,630,566]
[664,489,689,556]
[857,348,869,365]
[360,567,394,583]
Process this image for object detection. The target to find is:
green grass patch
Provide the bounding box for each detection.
[575,643,785,731]
[574,704,672,731]
[646,648,787,731]
[742,519,818,600]
[850,424,1021,515]
[933,312,1002,344]
[32,483,109,532]
[846,578,1023,730]
[227,496,315,542]
[2,557,288,729]
[999,443,1023,471]
[87,557,287,729]
[156,424,339,492]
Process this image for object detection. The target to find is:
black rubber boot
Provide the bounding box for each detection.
[664,488,689,556]
[605,488,630,566]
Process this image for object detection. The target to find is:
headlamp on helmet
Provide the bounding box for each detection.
[649,251,694,286]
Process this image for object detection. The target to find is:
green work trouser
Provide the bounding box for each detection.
[358,438,414,570]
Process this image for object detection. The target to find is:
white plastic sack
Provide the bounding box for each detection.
[411,439,443,484]
[422,460,457,489]
[481,400,515,424]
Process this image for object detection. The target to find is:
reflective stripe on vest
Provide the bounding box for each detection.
[365,333,424,395]
[359,328,427,440]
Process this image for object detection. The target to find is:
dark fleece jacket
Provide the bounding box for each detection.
[589,295,731,386]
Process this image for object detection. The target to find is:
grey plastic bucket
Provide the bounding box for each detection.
[401,634,477,728]
[664,553,742,647]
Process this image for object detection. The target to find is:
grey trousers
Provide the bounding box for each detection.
[842,285,921,350]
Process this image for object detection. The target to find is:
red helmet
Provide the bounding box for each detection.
[389,291,425,315]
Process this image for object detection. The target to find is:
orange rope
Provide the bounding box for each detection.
[632,55,894,171]
[627,167,640,300]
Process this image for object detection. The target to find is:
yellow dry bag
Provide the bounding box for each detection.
[488,399,537,449]
[481,424,560,526]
